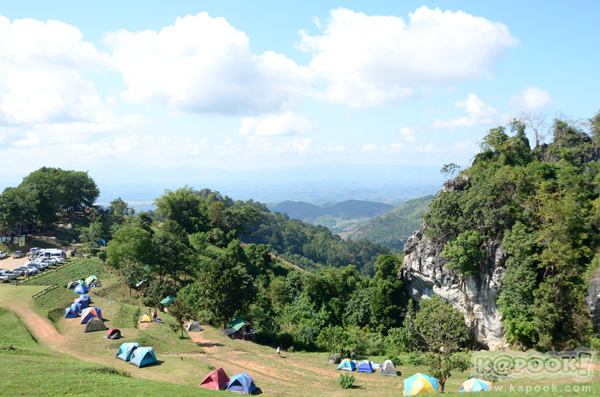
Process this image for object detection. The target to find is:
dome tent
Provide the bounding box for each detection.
[139,313,152,323]
[67,281,79,290]
[116,342,139,361]
[379,359,398,376]
[337,359,356,371]
[357,360,373,373]
[186,321,202,332]
[73,284,88,294]
[106,328,122,340]
[460,378,492,392]
[71,303,82,314]
[200,368,230,390]
[404,373,438,396]
[64,307,77,318]
[130,347,157,368]
[80,307,102,324]
[84,317,107,333]
[227,373,257,394]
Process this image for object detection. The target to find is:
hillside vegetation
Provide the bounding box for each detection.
[268,199,395,234]
[349,196,434,249]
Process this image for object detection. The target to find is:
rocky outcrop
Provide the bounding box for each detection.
[400,176,507,350]
[586,268,600,333]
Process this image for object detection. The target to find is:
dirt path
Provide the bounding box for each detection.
[3,299,67,347]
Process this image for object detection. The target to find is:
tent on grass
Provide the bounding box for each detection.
[80,294,90,299]
[139,313,152,323]
[130,347,157,368]
[116,342,139,361]
[200,368,230,390]
[227,373,257,394]
[85,275,97,285]
[74,297,90,309]
[337,359,356,371]
[106,328,122,339]
[81,307,102,324]
[459,378,492,392]
[227,317,253,333]
[160,296,175,307]
[64,307,77,318]
[186,321,202,332]
[357,360,373,373]
[221,328,237,336]
[84,317,107,333]
[73,284,88,294]
[67,281,79,290]
[404,373,438,396]
[380,360,398,376]
[71,303,82,314]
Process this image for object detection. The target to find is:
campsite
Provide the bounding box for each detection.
[0,255,598,396]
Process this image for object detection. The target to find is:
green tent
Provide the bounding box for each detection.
[161,296,175,307]
[227,317,252,331]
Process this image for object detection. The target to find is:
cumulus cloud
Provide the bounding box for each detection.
[434,94,497,129]
[362,142,406,153]
[0,15,120,126]
[105,13,313,115]
[510,87,554,110]
[414,140,478,154]
[399,126,417,142]
[239,111,318,136]
[298,7,518,107]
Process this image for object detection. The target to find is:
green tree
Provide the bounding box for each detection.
[414,295,470,392]
[154,186,207,234]
[168,299,194,338]
[441,163,461,180]
[441,230,486,276]
[181,256,255,328]
[78,221,104,248]
[119,260,146,296]
[109,197,130,224]
[316,324,349,354]
[105,226,154,269]
[370,255,405,331]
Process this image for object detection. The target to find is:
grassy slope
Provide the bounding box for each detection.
[350,195,434,249]
[1,259,599,396]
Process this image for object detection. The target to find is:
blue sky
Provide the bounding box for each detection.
[0,0,598,188]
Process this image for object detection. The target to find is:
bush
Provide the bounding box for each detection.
[337,373,355,389]
[288,346,295,353]
[406,351,427,366]
[386,355,403,366]
[96,250,107,261]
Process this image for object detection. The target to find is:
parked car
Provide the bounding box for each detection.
[11,268,24,277]
[23,266,38,275]
[0,270,17,281]
[28,247,40,255]
[0,251,7,259]
[12,251,24,258]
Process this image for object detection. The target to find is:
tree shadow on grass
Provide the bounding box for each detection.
[196,341,224,348]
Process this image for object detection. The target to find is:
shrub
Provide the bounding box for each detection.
[337,373,355,389]
[288,346,295,353]
[406,351,427,366]
[386,355,403,366]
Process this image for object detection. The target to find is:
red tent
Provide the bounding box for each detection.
[200,368,230,390]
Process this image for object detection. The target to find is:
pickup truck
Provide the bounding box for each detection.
[0,270,17,283]
[12,251,24,258]
[0,251,7,259]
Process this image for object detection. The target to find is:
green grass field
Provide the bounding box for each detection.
[1,258,600,396]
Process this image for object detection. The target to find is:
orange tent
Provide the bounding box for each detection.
[200,368,230,390]
[80,307,102,324]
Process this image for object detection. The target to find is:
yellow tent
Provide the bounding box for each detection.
[139,314,152,323]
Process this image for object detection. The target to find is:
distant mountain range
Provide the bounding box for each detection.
[348,195,434,249]
[268,200,395,221]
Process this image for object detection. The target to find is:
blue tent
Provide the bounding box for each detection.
[227,373,257,395]
[80,294,90,299]
[337,359,357,371]
[80,307,102,324]
[73,284,88,294]
[64,307,77,318]
[357,360,373,373]
[129,347,157,368]
[116,342,140,361]
[74,297,89,309]
[71,303,82,314]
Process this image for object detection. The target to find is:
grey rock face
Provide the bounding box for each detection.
[401,224,507,350]
[586,268,600,333]
[328,354,342,364]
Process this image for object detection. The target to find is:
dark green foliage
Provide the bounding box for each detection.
[370,255,405,331]
[441,230,486,276]
[424,114,600,350]
[414,295,470,392]
[337,373,355,389]
[168,299,194,338]
[350,196,434,249]
[106,226,154,269]
[141,280,178,307]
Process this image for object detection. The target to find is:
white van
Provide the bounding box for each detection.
[39,249,66,260]
[0,251,7,259]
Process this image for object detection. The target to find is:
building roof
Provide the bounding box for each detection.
[227,317,252,331]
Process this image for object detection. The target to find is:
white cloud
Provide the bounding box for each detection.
[224,136,234,145]
[510,87,554,110]
[299,7,517,107]
[399,126,417,142]
[413,140,478,154]
[434,94,497,129]
[362,143,378,152]
[239,111,318,136]
[0,15,119,126]
[105,13,313,115]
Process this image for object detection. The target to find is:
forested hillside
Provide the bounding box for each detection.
[414,112,600,350]
[349,196,433,249]
[268,199,395,234]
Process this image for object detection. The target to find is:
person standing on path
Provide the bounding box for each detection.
[276,345,281,357]
[153,309,158,322]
